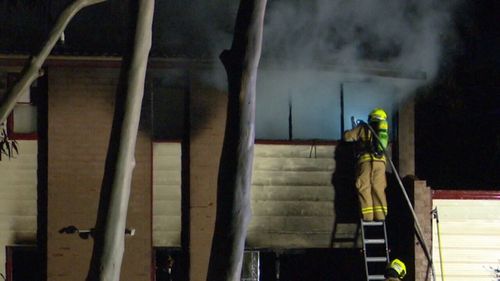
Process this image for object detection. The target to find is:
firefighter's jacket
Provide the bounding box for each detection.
[343,123,388,163]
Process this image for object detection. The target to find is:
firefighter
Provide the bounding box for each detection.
[385,259,407,280]
[343,108,389,221]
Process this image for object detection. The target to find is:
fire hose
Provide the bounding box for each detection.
[357,120,437,281]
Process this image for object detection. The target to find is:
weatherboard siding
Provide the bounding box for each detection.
[432,198,500,281]
[247,144,357,248]
[0,140,37,278]
[152,142,182,247]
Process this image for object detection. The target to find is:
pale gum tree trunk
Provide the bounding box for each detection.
[206,0,267,281]
[0,0,107,125]
[87,0,154,280]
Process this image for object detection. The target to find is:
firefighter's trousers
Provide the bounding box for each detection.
[355,160,387,221]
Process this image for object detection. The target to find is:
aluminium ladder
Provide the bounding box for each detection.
[360,220,390,281]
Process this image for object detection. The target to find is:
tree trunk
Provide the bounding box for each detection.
[206,1,267,281]
[86,0,154,280]
[0,0,107,125]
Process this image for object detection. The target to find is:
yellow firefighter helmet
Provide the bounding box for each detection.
[389,258,407,279]
[369,108,387,121]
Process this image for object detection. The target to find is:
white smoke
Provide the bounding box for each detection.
[159,0,460,95]
[263,0,457,80]
[263,0,460,82]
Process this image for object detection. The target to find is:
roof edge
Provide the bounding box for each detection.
[432,190,500,200]
[0,54,427,80]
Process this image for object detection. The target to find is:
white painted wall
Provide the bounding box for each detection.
[432,199,500,281]
[152,142,182,247]
[0,140,37,277]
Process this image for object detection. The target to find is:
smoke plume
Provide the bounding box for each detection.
[262,0,460,82]
[159,0,460,91]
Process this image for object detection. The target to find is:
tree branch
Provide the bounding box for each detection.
[87,0,154,280]
[207,1,267,281]
[0,0,107,125]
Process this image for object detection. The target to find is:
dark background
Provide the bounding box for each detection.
[415,1,500,189]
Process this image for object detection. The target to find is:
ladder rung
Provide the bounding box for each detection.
[362,221,384,226]
[368,274,386,280]
[366,257,388,262]
[364,238,385,244]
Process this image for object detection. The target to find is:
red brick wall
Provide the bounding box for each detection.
[47,67,151,281]
[414,180,432,281]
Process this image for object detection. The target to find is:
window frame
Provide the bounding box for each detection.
[5,73,38,140]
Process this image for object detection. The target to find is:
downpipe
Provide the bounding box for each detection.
[431,207,445,281]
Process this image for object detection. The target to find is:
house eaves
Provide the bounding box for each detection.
[0,53,426,81]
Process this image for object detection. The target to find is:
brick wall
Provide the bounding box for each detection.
[47,67,151,281]
[414,180,432,281]
[189,79,227,281]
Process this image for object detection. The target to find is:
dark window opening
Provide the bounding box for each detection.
[5,245,40,281]
[232,249,367,281]
[154,247,187,281]
[256,249,364,281]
